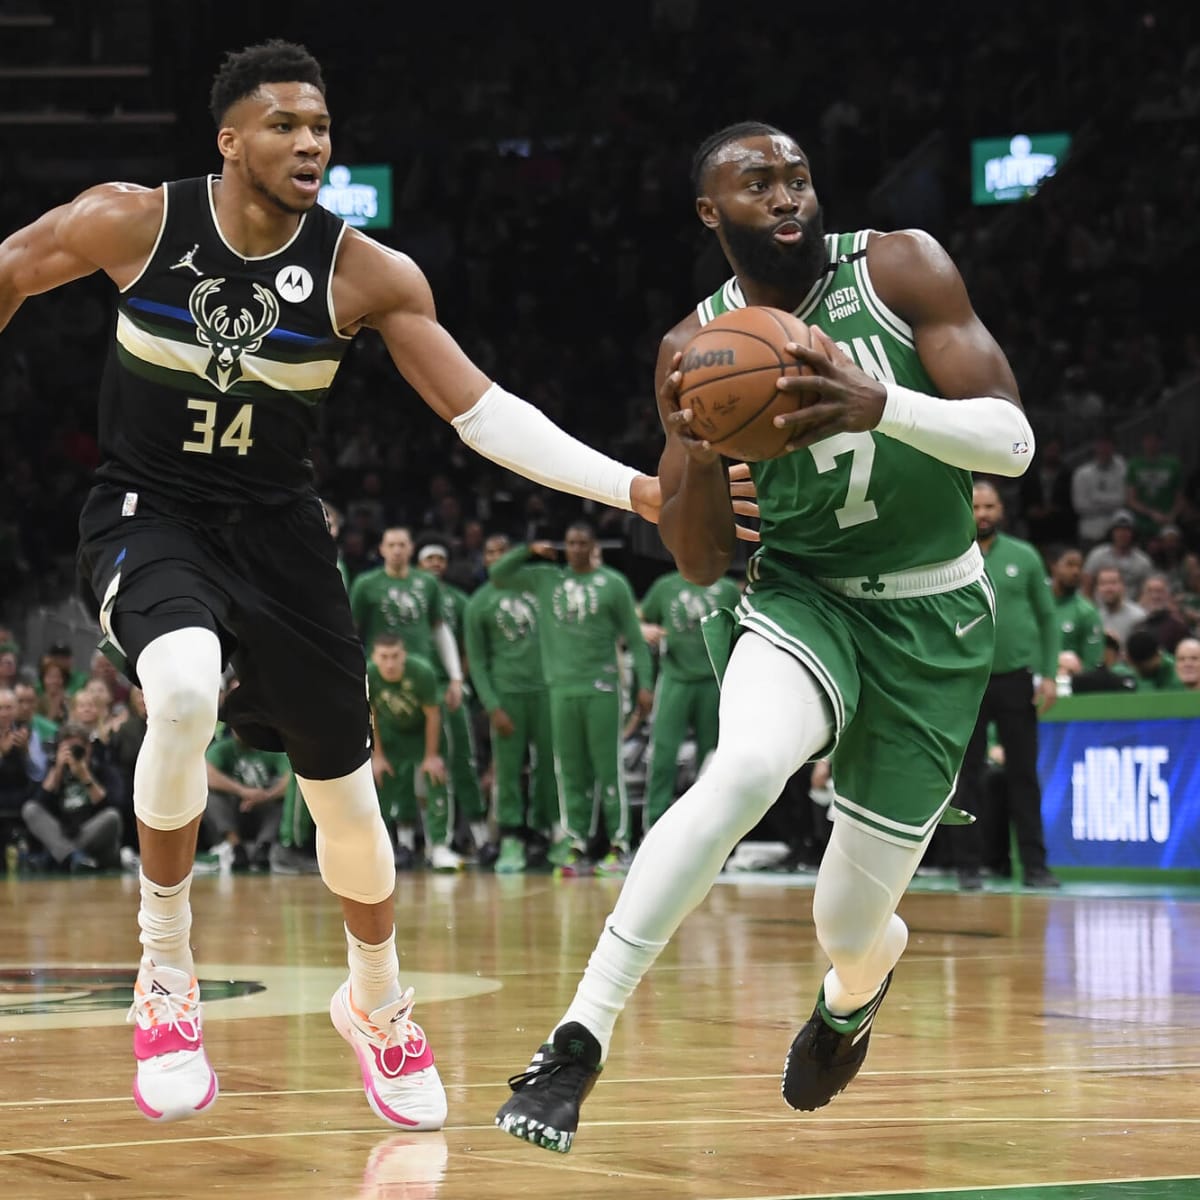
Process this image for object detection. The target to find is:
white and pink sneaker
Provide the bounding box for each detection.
[330,981,447,1130]
[128,963,219,1122]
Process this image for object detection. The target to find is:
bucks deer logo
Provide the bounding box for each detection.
[188,277,280,392]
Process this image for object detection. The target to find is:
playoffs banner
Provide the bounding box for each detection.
[1040,717,1200,869]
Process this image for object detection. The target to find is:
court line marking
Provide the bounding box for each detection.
[3,1059,1197,1109]
[708,1177,1200,1200]
[4,1116,1200,1159]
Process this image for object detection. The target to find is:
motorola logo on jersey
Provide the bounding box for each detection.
[188,277,281,392]
[275,264,314,303]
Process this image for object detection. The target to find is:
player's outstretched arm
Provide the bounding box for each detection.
[332,230,660,523]
[0,183,162,332]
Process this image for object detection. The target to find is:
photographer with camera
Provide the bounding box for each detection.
[21,720,123,871]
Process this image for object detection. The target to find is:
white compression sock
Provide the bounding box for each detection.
[558,633,833,1061]
[345,924,402,1015]
[813,813,930,1015]
[138,869,194,976]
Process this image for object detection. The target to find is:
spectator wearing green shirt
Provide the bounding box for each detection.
[416,542,488,855]
[953,482,1059,891]
[204,731,291,871]
[349,527,444,665]
[464,534,556,874]
[367,636,456,871]
[639,571,741,828]
[490,525,654,875]
[1048,545,1104,671]
[1125,430,1183,541]
[1119,630,1185,691]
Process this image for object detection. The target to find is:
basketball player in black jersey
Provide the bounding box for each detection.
[0,40,663,1129]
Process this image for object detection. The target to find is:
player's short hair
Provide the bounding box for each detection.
[565,520,595,541]
[690,121,794,196]
[372,633,404,650]
[209,39,325,126]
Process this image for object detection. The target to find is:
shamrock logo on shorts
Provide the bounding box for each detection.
[861,576,886,595]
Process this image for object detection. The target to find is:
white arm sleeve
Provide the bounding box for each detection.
[875,384,1035,477]
[433,622,462,682]
[450,383,639,510]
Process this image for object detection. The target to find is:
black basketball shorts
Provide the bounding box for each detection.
[77,483,371,780]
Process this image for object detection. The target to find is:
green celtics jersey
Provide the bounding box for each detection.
[640,571,741,681]
[490,545,654,695]
[981,533,1058,677]
[350,567,441,659]
[1054,590,1104,670]
[699,230,974,575]
[431,581,470,685]
[368,656,438,740]
[1126,454,1181,521]
[463,580,546,711]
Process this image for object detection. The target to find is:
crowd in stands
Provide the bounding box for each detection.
[2,3,1199,873]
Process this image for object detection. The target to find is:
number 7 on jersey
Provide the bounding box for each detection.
[809,431,879,529]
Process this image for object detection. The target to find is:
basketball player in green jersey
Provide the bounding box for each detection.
[1048,545,1105,671]
[350,527,443,663]
[489,525,654,874]
[415,542,489,857]
[464,534,557,874]
[498,120,1036,1153]
[367,636,454,870]
[638,570,741,827]
[0,40,665,1131]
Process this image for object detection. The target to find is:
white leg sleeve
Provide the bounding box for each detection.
[298,761,396,905]
[560,632,834,1058]
[133,628,223,830]
[812,815,930,1013]
[609,631,833,942]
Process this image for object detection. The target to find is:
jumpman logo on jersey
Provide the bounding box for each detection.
[170,243,202,276]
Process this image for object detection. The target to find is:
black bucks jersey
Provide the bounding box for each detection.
[98,175,352,506]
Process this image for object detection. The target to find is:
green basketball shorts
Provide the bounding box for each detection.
[705,544,995,846]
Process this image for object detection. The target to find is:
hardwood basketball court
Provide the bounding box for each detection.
[2,869,1197,1199]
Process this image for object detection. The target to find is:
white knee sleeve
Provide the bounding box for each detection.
[133,628,223,831]
[298,761,396,905]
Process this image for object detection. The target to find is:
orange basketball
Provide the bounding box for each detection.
[676,307,819,462]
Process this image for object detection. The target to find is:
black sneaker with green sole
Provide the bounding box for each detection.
[782,971,893,1111]
[495,1022,602,1153]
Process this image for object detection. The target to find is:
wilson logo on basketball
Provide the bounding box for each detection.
[681,348,735,371]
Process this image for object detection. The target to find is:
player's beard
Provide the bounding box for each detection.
[722,206,827,294]
[246,159,311,216]
[975,519,997,541]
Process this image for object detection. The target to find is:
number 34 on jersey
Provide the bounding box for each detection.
[182,398,255,456]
